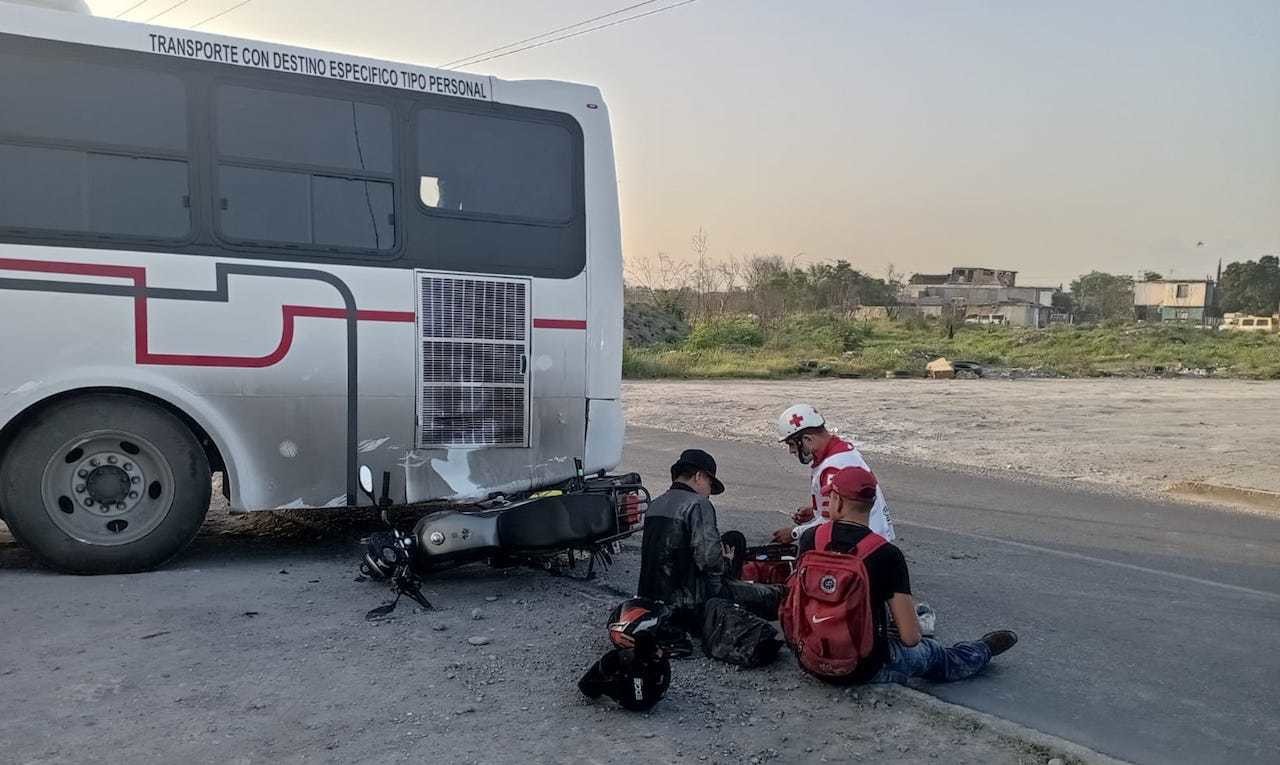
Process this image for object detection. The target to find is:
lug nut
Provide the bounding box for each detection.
[78,469,88,478]
[90,458,100,467]
[107,456,117,465]
[84,498,95,507]
[75,484,86,493]
[124,463,133,471]
[128,491,138,499]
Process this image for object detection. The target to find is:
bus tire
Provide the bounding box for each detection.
[0,393,211,574]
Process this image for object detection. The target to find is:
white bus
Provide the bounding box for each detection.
[0,2,626,574]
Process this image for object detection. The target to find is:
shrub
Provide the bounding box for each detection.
[623,316,1280,380]
[686,315,764,349]
[624,302,690,346]
[768,311,872,354]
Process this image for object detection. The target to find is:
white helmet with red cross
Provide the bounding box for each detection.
[776,404,825,441]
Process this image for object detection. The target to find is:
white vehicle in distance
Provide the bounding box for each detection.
[1219,314,1279,333]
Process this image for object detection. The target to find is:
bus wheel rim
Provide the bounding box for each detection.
[40,430,177,547]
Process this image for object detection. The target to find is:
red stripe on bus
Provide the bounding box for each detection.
[284,307,415,322]
[0,256,145,281]
[0,257,416,368]
[138,306,414,367]
[354,309,415,322]
[533,318,588,329]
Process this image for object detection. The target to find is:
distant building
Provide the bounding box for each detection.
[900,265,1064,327]
[963,301,1054,328]
[1133,279,1216,324]
[904,273,950,299]
[948,266,1018,287]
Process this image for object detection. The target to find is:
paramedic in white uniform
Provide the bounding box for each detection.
[771,404,895,544]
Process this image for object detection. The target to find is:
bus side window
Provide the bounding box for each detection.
[415,108,573,222]
[214,85,396,253]
[0,51,190,241]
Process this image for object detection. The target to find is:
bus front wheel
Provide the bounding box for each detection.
[0,393,211,574]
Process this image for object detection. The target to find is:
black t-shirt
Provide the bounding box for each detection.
[797,521,911,680]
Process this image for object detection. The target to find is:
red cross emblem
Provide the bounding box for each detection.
[789,414,804,428]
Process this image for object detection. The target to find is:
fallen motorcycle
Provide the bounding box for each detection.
[357,459,649,618]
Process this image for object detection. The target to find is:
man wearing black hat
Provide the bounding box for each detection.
[637,449,782,626]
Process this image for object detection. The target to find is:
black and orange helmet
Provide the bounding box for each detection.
[607,597,667,649]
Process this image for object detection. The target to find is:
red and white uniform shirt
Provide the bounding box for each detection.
[793,436,895,541]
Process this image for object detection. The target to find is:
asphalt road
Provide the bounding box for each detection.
[3,426,1277,764]
[623,426,1280,765]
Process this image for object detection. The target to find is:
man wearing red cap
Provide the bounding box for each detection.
[797,466,1018,683]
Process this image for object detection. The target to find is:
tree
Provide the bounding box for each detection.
[716,255,742,314]
[625,252,692,319]
[742,254,792,322]
[1070,271,1134,323]
[1218,256,1280,315]
[1051,291,1075,314]
[1141,271,1163,282]
[690,228,716,318]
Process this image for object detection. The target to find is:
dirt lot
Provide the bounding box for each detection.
[623,378,1280,502]
[0,502,1084,765]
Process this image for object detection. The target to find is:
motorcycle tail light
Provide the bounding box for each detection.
[619,492,645,530]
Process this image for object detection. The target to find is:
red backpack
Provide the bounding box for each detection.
[780,523,887,681]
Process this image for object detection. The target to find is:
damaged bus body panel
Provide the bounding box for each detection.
[0,3,626,572]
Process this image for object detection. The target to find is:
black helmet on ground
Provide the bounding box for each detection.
[577,631,671,712]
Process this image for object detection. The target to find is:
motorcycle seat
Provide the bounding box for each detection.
[498,493,618,550]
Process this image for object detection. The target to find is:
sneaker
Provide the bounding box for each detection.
[981,630,1018,657]
[915,602,937,637]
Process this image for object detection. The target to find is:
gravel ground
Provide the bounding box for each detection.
[622,378,1280,500]
[0,489,1084,765]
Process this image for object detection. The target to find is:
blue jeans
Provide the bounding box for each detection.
[869,637,992,684]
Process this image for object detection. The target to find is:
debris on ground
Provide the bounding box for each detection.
[926,357,956,379]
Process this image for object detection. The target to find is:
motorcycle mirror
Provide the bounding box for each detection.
[358,465,376,500]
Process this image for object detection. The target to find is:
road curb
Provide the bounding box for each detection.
[882,685,1133,765]
[1168,481,1280,511]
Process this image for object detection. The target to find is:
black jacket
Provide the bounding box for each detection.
[637,483,725,610]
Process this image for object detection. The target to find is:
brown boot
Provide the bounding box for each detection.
[981,630,1018,657]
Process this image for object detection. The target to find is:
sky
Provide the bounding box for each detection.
[88,0,1280,286]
